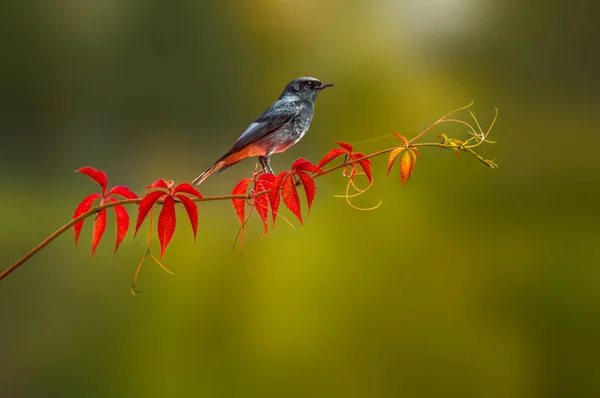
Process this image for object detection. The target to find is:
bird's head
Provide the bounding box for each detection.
[280,77,334,101]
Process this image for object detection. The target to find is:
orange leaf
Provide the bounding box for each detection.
[411,147,422,158]
[387,147,404,176]
[409,148,418,174]
[393,132,409,147]
[400,150,412,185]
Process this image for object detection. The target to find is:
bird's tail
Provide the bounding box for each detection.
[192,160,226,186]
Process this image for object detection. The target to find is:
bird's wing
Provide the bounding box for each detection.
[216,100,300,162]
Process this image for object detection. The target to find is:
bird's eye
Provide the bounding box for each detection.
[304,81,313,88]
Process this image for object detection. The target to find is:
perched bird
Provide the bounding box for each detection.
[192,76,333,185]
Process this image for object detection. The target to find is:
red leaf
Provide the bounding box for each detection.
[76,167,108,195]
[387,147,404,176]
[255,174,275,232]
[176,194,198,242]
[157,195,176,258]
[296,171,316,215]
[268,172,288,226]
[256,173,276,185]
[351,152,373,183]
[292,158,321,174]
[316,148,347,169]
[256,173,275,198]
[91,200,107,257]
[173,183,202,198]
[336,141,354,152]
[232,178,252,225]
[73,193,102,246]
[107,185,138,199]
[254,194,270,236]
[108,197,129,254]
[146,179,171,190]
[135,191,165,236]
[360,160,372,182]
[282,175,302,224]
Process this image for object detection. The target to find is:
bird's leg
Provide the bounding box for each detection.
[258,156,270,175]
[259,154,275,175]
[265,155,275,174]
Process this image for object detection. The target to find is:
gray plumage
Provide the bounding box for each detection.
[192,76,333,185]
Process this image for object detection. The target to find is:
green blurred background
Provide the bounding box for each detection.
[1,1,599,397]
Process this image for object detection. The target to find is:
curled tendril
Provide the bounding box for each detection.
[407,101,498,150]
[334,165,381,211]
[422,103,498,166]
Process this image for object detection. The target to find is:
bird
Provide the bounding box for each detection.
[192,76,334,185]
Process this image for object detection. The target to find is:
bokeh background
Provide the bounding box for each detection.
[1,1,599,397]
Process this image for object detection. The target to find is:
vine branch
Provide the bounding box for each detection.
[0,102,498,282]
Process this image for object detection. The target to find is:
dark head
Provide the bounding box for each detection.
[279,76,334,101]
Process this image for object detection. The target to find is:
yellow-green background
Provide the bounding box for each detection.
[1,1,598,397]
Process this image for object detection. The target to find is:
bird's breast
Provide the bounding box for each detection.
[266,115,310,154]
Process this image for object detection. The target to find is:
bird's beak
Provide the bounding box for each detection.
[319,83,334,89]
